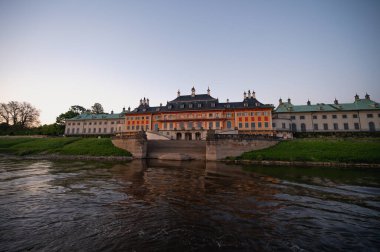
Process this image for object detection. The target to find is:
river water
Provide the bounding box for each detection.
[0,158,379,251]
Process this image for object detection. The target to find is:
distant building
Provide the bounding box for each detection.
[125,87,274,140]
[273,93,380,136]
[65,110,125,136]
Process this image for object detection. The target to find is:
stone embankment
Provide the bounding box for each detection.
[0,153,132,161]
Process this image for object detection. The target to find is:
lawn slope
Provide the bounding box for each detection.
[237,138,380,163]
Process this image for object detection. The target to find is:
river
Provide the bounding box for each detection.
[0,158,379,251]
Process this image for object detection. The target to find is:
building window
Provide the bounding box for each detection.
[197,104,201,108]
[98,128,101,133]
[99,122,102,125]
[154,124,159,131]
[291,123,296,132]
[282,123,286,129]
[83,128,86,133]
[332,115,337,119]
[170,123,173,129]
[94,122,97,125]
[227,121,232,129]
[272,123,276,128]
[264,122,269,128]
[238,122,242,128]
[323,123,328,130]
[342,114,347,119]
[104,128,107,133]
[209,122,213,129]
[251,122,256,128]
[211,103,216,107]
[290,116,295,120]
[333,123,338,130]
[314,124,318,130]
[369,122,375,131]
[209,113,213,118]
[313,115,317,119]
[197,122,202,129]
[127,126,130,130]
[258,122,262,128]
[89,122,92,125]
[353,114,358,119]
[354,123,359,130]
[180,104,185,108]
[136,126,140,130]
[245,122,248,128]
[189,104,193,108]
[322,115,327,119]
[301,123,306,132]
[216,122,220,129]
[84,122,87,125]
[111,127,114,133]
[344,123,349,130]
[300,116,305,120]
[76,128,79,133]
[367,114,373,118]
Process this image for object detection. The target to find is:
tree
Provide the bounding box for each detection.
[0,103,10,125]
[91,103,104,114]
[18,102,40,127]
[0,101,40,127]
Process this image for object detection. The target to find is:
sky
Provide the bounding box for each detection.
[1,0,379,124]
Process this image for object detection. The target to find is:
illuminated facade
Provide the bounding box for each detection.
[125,87,274,140]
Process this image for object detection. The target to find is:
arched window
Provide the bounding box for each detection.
[301,123,306,132]
[369,122,375,132]
[291,123,297,132]
[227,121,232,129]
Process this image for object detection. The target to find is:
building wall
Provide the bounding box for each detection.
[65,118,125,135]
[125,108,273,136]
[273,110,380,132]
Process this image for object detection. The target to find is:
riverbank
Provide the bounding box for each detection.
[0,137,132,158]
[233,138,380,165]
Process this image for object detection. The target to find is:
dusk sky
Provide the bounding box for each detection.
[1,0,379,124]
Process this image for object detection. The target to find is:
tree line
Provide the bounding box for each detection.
[0,102,105,136]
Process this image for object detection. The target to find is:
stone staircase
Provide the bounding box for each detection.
[147,140,206,160]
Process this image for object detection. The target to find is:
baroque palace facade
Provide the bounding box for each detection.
[125,87,274,140]
[64,88,379,139]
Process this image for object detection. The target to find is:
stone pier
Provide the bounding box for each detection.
[112,131,147,158]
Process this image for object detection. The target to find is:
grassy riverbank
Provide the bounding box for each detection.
[0,137,131,157]
[236,138,380,164]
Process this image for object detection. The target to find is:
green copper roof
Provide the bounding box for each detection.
[275,98,380,113]
[66,113,125,121]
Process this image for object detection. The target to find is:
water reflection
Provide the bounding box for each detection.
[0,158,379,251]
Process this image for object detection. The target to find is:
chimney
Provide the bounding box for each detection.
[288,98,291,104]
[252,90,256,99]
[279,98,283,105]
[207,87,210,95]
[143,97,146,105]
[123,107,125,112]
[177,89,180,97]
[111,110,114,114]
[128,106,130,112]
[140,99,142,105]
[227,98,229,103]
[307,99,311,106]
[355,94,359,101]
[365,93,370,100]
[243,91,247,99]
[191,86,196,97]
[147,98,149,106]
[248,90,251,98]
[334,98,338,105]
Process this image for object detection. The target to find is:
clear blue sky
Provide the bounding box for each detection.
[1,0,379,124]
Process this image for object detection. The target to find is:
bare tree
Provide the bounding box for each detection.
[0,101,40,127]
[0,103,11,125]
[19,102,40,127]
[8,101,20,126]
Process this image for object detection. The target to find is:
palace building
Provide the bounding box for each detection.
[124,87,274,140]
[272,93,380,136]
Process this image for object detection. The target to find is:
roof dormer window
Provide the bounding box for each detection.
[211,103,215,108]
[180,104,185,108]
[198,103,202,108]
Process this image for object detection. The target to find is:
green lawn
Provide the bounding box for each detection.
[0,137,131,157]
[237,138,380,163]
